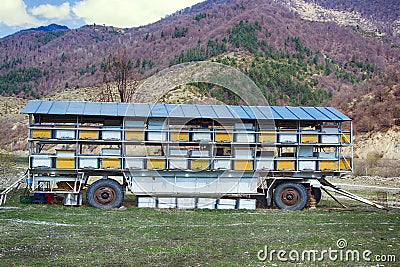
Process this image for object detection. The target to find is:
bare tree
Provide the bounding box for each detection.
[101,50,136,102]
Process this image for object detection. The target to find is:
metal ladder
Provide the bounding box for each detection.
[0,170,28,205]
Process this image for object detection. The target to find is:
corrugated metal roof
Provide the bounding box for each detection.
[22,100,351,121]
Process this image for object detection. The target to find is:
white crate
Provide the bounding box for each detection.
[79,156,99,169]
[234,123,254,130]
[298,146,314,157]
[255,159,273,170]
[238,199,256,210]
[190,150,210,157]
[213,159,231,170]
[125,120,145,128]
[217,199,236,209]
[55,129,76,139]
[158,198,176,209]
[316,152,336,159]
[197,198,216,209]
[137,197,156,208]
[169,159,188,169]
[235,133,255,143]
[278,132,297,143]
[177,198,196,209]
[321,135,339,144]
[147,131,167,141]
[102,148,121,156]
[56,150,75,158]
[234,148,253,159]
[298,160,317,171]
[169,149,188,157]
[125,158,145,169]
[191,129,212,141]
[32,154,52,168]
[102,127,121,140]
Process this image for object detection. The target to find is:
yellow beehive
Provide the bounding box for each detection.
[341,133,351,143]
[56,158,75,169]
[319,160,337,170]
[191,159,209,170]
[215,131,232,142]
[147,158,165,169]
[171,131,189,141]
[301,133,318,143]
[32,128,51,139]
[276,160,295,170]
[79,127,99,140]
[340,158,352,170]
[234,160,253,171]
[259,131,276,143]
[102,158,121,169]
[126,129,144,141]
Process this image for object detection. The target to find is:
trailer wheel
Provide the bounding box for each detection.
[312,187,322,204]
[86,179,124,208]
[273,182,309,210]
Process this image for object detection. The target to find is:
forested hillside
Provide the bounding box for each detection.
[0,0,399,133]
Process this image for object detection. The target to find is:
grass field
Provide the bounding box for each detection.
[0,195,399,267]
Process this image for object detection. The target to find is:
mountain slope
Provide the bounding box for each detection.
[0,0,398,134]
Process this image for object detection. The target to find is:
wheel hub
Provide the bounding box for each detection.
[94,186,117,205]
[280,188,300,206]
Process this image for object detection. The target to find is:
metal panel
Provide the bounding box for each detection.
[150,104,168,117]
[133,103,151,117]
[101,102,118,116]
[286,106,314,120]
[36,101,54,114]
[66,102,85,115]
[241,106,256,119]
[181,104,200,118]
[166,104,184,118]
[323,107,351,121]
[256,106,275,120]
[211,105,234,119]
[48,101,70,115]
[22,100,41,114]
[301,107,330,121]
[227,106,249,119]
[197,105,217,118]
[84,102,102,115]
[22,100,351,122]
[272,106,298,120]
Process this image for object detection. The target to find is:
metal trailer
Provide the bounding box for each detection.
[1,100,384,210]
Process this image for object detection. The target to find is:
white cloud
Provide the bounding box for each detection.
[0,0,41,27]
[30,2,71,20]
[72,0,204,28]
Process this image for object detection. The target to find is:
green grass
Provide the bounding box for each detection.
[0,196,399,266]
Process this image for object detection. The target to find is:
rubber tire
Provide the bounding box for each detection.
[273,182,309,210]
[312,187,322,204]
[86,179,124,208]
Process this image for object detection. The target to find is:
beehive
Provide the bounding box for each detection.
[126,129,144,141]
[32,128,51,139]
[276,160,295,171]
[259,130,276,143]
[191,159,209,170]
[341,133,351,143]
[79,127,99,140]
[147,158,165,169]
[340,158,352,170]
[319,160,337,170]
[301,132,318,143]
[215,130,232,142]
[234,160,253,171]
[102,158,121,169]
[170,131,189,141]
[278,130,297,143]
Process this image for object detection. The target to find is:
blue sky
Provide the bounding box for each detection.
[0,0,205,38]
